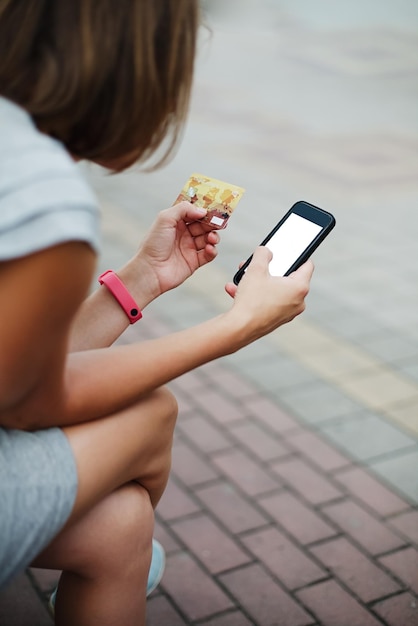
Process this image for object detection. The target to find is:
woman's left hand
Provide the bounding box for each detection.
[120,201,220,303]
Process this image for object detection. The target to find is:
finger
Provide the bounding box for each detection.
[197,243,218,266]
[165,200,206,224]
[288,259,315,282]
[224,282,237,299]
[168,201,207,224]
[246,246,272,273]
[187,219,214,237]
[206,230,220,245]
[189,230,220,252]
[197,230,220,246]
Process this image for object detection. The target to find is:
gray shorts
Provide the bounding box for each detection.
[0,426,78,589]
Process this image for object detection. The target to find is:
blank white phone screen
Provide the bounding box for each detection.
[266,213,322,276]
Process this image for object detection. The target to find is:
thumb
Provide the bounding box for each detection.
[246,246,272,273]
[170,200,206,222]
[288,259,315,282]
[224,282,237,299]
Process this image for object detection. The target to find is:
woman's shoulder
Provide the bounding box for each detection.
[0,97,101,260]
[0,97,91,189]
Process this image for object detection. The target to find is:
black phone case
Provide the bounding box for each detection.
[233,200,335,285]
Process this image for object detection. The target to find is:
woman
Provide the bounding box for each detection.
[0,1,313,624]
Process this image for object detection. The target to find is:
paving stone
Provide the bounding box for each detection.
[171,369,207,393]
[220,563,314,626]
[161,552,234,622]
[230,421,291,461]
[293,340,381,383]
[196,481,268,534]
[319,412,417,461]
[199,610,255,626]
[171,441,219,487]
[177,415,233,454]
[334,465,410,517]
[154,291,214,327]
[387,397,418,439]
[225,336,280,367]
[310,537,401,602]
[370,448,418,504]
[285,430,350,471]
[339,367,418,411]
[372,592,418,626]
[156,477,201,521]
[398,358,418,384]
[245,396,300,434]
[296,579,382,626]
[279,382,361,424]
[212,449,280,496]
[388,509,418,546]
[318,308,383,342]
[361,330,418,362]
[153,519,181,554]
[238,355,317,394]
[170,513,251,574]
[379,547,418,594]
[0,572,52,626]
[243,526,326,590]
[271,458,342,505]
[322,500,405,555]
[259,491,337,545]
[201,362,259,398]
[146,594,187,626]
[191,389,246,424]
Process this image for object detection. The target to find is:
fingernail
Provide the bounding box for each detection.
[195,207,207,215]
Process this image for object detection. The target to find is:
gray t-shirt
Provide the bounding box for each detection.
[0,96,100,259]
[0,97,101,589]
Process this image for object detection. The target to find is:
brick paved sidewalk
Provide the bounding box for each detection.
[1,309,417,626]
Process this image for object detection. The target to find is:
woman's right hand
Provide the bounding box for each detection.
[224,246,314,348]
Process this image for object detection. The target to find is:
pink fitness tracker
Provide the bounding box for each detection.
[98,270,142,324]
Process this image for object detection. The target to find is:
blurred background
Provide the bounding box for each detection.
[85,0,418,503]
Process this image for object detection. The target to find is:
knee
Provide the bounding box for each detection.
[130,388,177,498]
[155,386,178,420]
[148,386,178,439]
[88,484,154,577]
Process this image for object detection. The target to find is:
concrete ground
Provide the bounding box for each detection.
[1,1,417,624]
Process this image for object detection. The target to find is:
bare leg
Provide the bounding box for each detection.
[34,483,153,626]
[65,386,178,519]
[33,386,178,626]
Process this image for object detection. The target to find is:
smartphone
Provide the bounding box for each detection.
[233,200,335,285]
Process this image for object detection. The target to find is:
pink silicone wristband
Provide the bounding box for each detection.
[98,270,142,324]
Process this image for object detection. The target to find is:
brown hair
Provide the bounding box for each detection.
[0,0,199,171]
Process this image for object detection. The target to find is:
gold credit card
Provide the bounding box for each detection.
[175,173,245,229]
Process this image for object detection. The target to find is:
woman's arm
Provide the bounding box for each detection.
[63,250,310,424]
[35,248,314,429]
[69,202,219,351]
[0,238,312,431]
[0,242,96,429]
